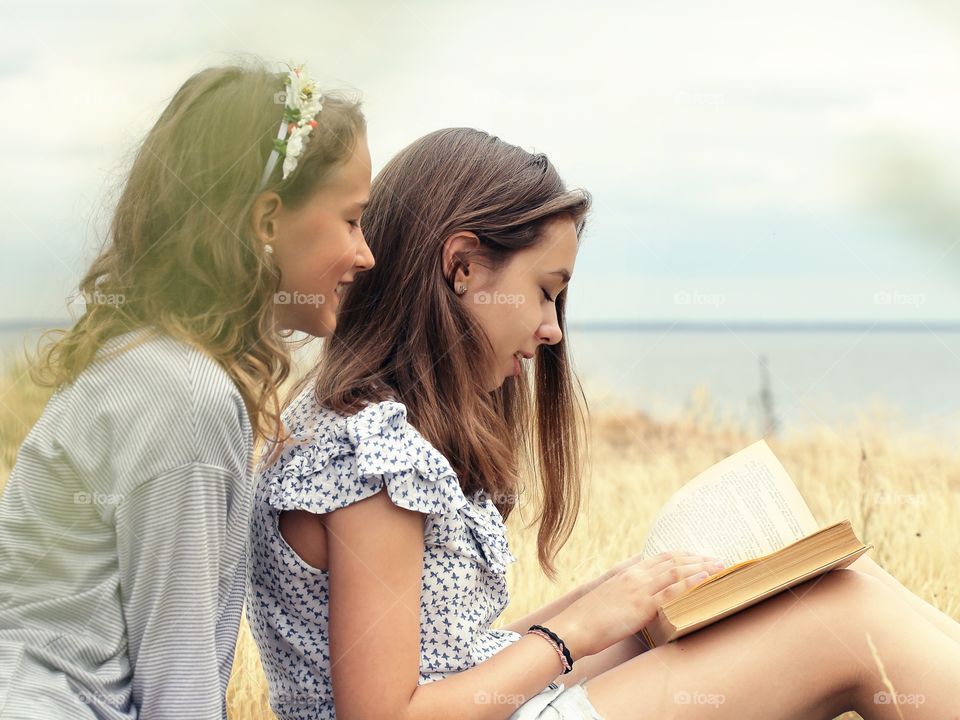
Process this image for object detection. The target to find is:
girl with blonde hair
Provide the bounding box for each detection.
[0,58,374,719]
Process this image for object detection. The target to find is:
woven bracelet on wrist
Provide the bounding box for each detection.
[527,624,574,673]
[527,628,571,673]
[528,624,574,668]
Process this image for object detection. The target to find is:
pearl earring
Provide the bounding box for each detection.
[264,244,274,255]
[456,283,467,295]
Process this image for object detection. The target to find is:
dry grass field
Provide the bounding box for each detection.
[2,355,957,720]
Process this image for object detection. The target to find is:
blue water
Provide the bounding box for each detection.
[0,322,62,363]
[4,321,959,437]
[566,323,960,438]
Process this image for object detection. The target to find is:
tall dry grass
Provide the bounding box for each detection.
[1,356,957,720]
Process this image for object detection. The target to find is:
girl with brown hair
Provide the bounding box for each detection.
[246,128,960,719]
[0,59,373,719]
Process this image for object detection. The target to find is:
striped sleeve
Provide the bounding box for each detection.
[115,462,236,720]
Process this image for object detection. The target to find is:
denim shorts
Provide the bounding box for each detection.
[506,677,606,719]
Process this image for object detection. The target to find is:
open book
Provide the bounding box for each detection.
[635,440,872,649]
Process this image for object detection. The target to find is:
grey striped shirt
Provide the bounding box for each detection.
[0,328,254,719]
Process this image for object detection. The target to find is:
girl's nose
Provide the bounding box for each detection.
[356,231,375,270]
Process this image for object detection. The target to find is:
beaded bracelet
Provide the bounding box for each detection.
[526,623,574,674]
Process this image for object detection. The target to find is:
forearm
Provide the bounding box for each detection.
[407,612,587,720]
[496,583,587,635]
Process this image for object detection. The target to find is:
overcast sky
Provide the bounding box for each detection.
[2,0,959,323]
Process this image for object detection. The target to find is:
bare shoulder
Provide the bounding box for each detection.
[325,487,426,601]
[324,484,426,540]
[325,487,427,718]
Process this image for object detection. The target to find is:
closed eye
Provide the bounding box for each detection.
[541,287,555,302]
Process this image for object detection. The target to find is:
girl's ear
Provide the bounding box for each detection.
[441,231,481,286]
[250,192,283,249]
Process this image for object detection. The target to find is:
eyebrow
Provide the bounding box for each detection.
[549,269,572,283]
[351,201,369,211]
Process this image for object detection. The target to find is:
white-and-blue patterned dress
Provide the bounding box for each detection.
[245,385,523,719]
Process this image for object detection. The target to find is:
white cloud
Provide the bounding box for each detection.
[2,0,960,322]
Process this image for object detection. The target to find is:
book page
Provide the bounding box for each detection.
[640,440,820,565]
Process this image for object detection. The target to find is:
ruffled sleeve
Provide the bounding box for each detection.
[460,491,519,575]
[266,400,469,517]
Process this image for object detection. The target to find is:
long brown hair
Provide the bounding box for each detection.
[30,57,365,448]
[314,128,591,580]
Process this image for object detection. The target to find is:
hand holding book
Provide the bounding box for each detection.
[631,440,872,648]
[549,440,869,661]
[547,551,729,660]
[578,548,728,597]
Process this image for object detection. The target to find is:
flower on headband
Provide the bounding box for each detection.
[285,69,307,109]
[272,63,324,181]
[282,125,311,178]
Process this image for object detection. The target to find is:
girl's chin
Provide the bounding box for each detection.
[486,369,514,392]
[314,315,337,338]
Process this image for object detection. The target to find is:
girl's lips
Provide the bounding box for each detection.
[332,282,350,304]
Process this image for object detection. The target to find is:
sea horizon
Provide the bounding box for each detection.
[3,318,958,438]
[3,318,960,333]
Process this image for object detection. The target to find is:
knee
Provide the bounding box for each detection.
[793,570,892,704]
[793,566,886,610]
[836,566,894,605]
[792,568,897,642]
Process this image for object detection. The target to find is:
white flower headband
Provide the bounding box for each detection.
[258,62,324,191]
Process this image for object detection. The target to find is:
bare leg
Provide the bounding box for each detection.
[562,552,960,689]
[848,553,960,646]
[582,570,960,719]
[557,634,647,687]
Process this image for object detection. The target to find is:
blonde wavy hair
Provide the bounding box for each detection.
[30,57,366,448]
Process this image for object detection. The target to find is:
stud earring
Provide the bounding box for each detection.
[455,283,467,295]
[264,244,274,255]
